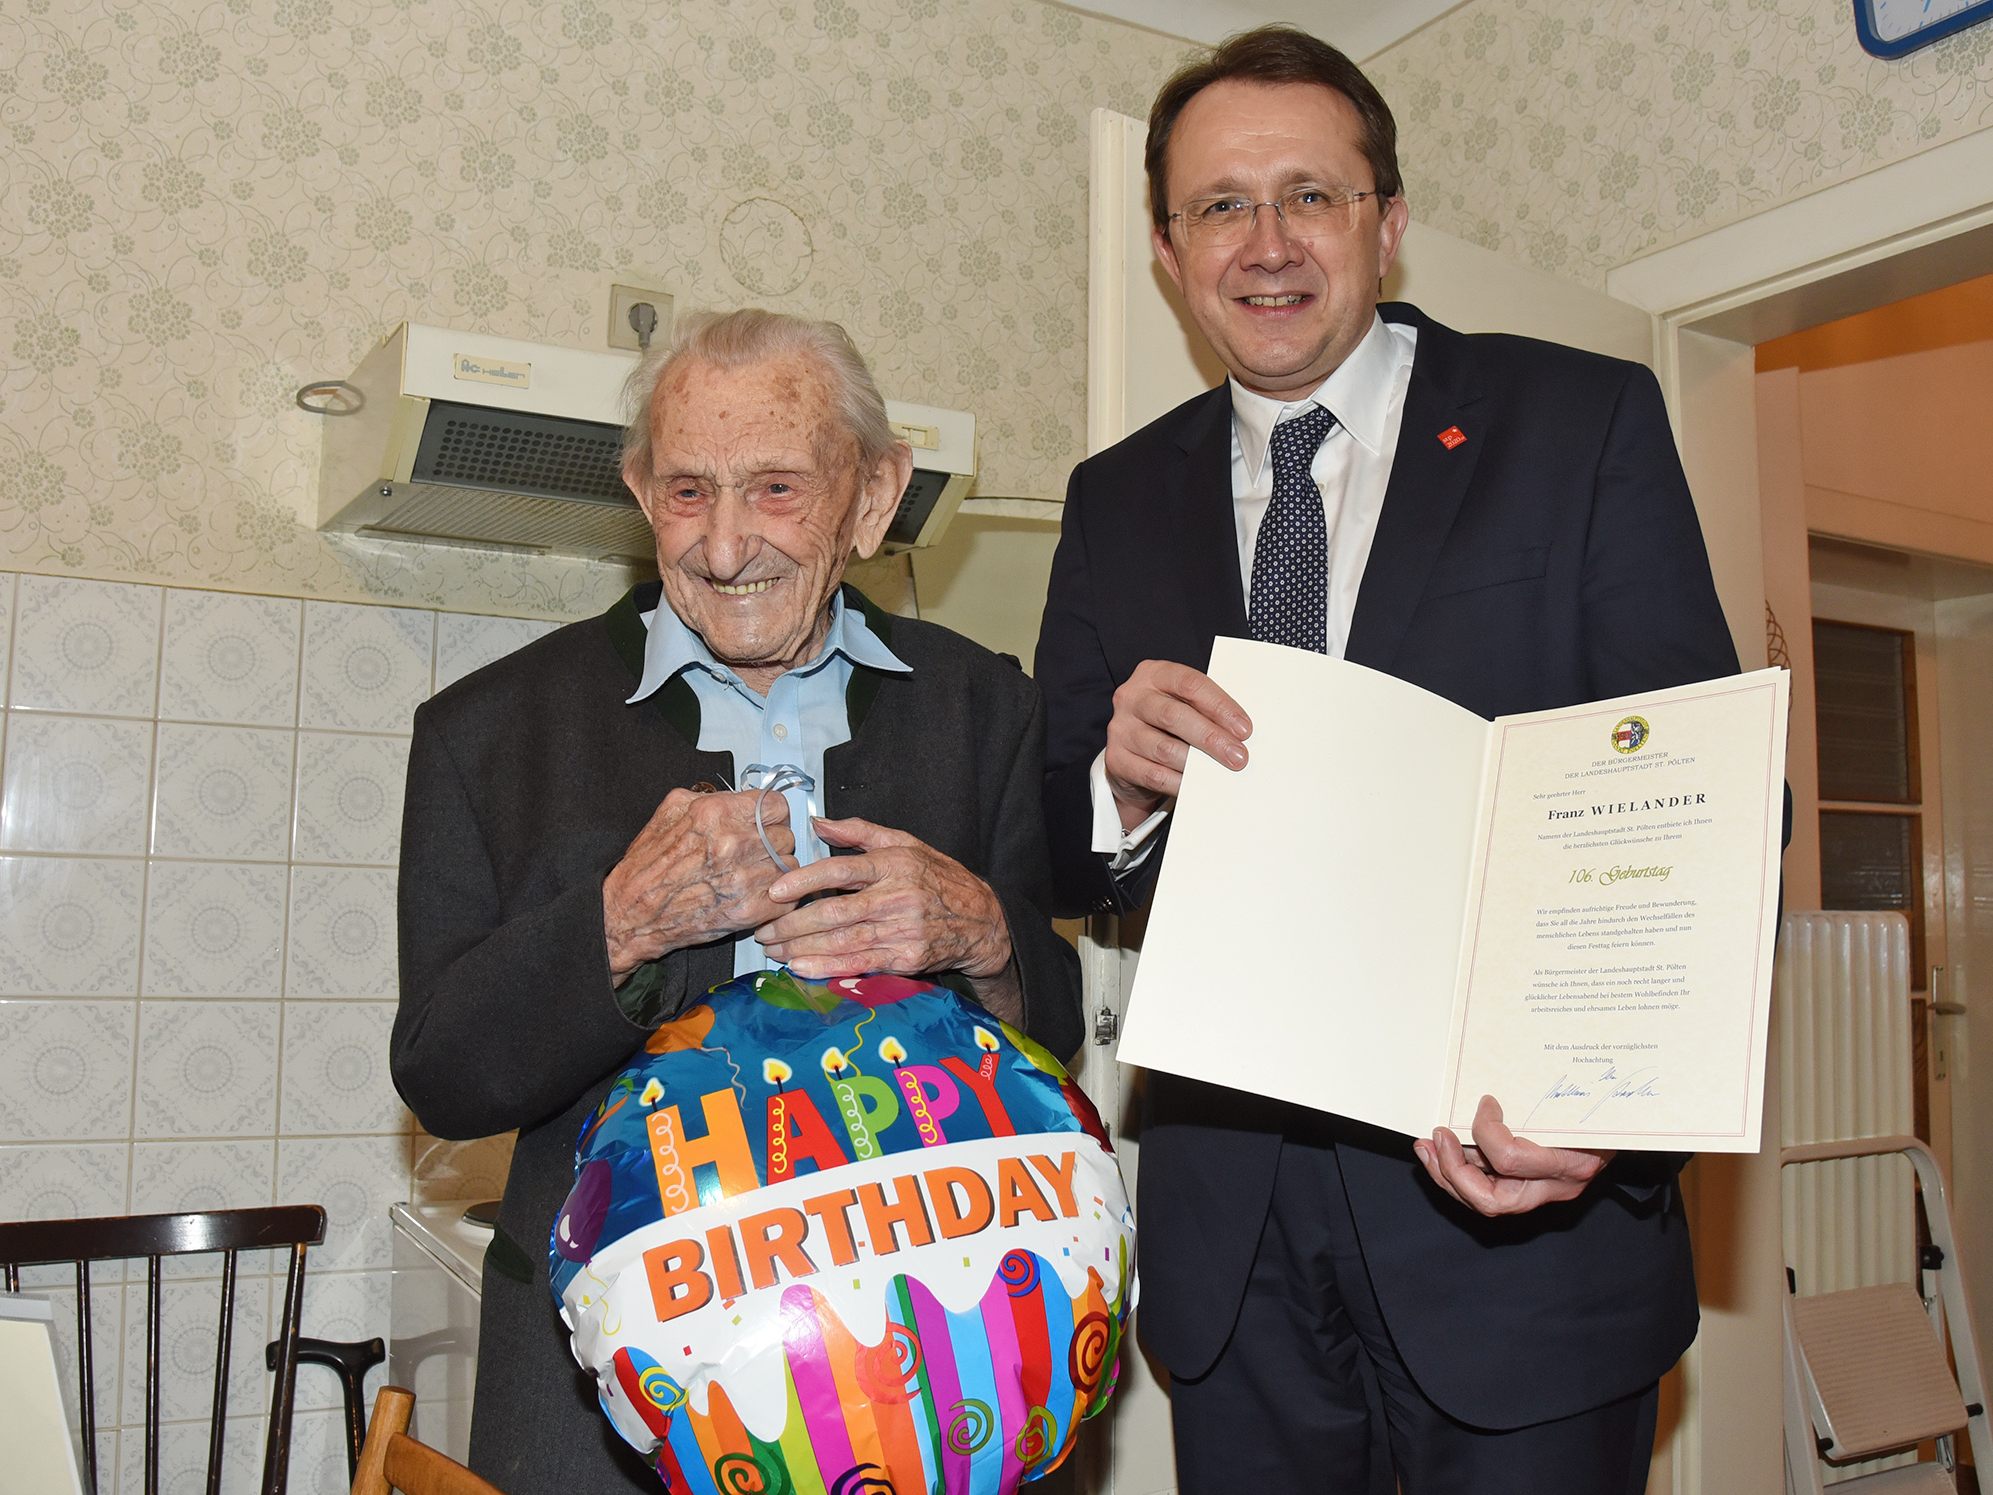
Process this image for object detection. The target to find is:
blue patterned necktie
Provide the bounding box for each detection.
[1248,404,1338,652]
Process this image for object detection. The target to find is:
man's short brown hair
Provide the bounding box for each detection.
[1145,24,1402,232]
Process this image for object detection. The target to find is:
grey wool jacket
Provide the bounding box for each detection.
[391,580,1083,1493]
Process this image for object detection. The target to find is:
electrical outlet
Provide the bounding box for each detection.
[607,283,674,352]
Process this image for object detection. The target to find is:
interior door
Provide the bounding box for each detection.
[1079,106,1684,1495]
[1935,591,1993,1344]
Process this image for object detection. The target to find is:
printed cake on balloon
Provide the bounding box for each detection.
[551,968,1137,1494]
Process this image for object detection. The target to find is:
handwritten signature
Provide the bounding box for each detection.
[1523,1064,1662,1128]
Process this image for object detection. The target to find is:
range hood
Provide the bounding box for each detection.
[316,323,976,561]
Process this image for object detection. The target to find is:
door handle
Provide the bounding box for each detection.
[1930,965,1964,1016]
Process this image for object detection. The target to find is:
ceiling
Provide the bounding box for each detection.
[1049,0,1468,58]
[1756,272,1993,375]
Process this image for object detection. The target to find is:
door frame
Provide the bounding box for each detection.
[1605,122,1993,1495]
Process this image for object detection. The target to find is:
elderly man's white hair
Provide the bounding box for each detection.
[620,308,901,483]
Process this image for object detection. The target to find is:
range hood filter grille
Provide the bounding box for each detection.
[362,483,655,560]
[412,400,630,505]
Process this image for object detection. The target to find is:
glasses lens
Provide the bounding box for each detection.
[1182,197,1252,245]
[1180,191,1360,246]
[1282,189,1350,227]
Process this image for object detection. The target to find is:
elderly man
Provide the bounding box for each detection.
[394,307,1081,1492]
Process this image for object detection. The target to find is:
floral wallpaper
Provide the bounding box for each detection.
[9,0,1993,617]
[1368,0,1993,288]
[0,0,1185,616]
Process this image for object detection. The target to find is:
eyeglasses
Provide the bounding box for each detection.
[1168,187,1382,248]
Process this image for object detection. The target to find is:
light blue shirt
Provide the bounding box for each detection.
[628,591,911,975]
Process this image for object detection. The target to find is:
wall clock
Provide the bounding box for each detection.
[1855,0,1993,57]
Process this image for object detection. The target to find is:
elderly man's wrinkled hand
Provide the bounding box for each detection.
[602,788,794,982]
[1412,1096,1614,1217]
[754,817,1020,1017]
[1105,659,1251,831]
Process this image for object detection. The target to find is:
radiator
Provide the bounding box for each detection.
[1778,911,1917,1299]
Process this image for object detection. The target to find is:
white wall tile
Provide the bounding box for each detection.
[298,604,432,733]
[141,863,287,999]
[135,1002,282,1139]
[275,1136,406,1273]
[92,1430,119,1495]
[151,725,294,860]
[129,1141,275,1218]
[283,867,396,999]
[0,999,136,1142]
[287,1408,370,1495]
[125,1139,283,1285]
[0,572,15,708]
[158,590,302,727]
[291,733,408,866]
[116,1274,272,1429]
[0,1141,131,1219]
[408,1131,515,1207]
[293,1270,392,1419]
[0,1142,130,1286]
[1,714,155,854]
[278,1003,405,1136]
[0,857,145,996]
[38,1281,125,1439]
[113,1414,266,1495]
[0,590,595,1495]
[9,576,163,718]
[434,613,557,693]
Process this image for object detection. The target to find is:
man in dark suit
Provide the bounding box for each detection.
[395,308,1082,1492]
[1034,27,1740,1494]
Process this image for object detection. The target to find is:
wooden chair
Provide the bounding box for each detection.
[351,1387,505,1495]
[0,1204,326,1495]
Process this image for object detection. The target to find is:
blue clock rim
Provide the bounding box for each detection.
[1854,0,1993,58]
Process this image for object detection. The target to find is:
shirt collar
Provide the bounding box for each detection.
[1229,312,1400,483]
[626,588,910,704]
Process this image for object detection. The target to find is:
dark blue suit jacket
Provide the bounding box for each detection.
[1033,302,1740,1429]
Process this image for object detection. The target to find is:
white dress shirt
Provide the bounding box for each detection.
[1090,313,1419,866]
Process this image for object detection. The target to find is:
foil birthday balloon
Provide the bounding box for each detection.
[552,969,1136,1494]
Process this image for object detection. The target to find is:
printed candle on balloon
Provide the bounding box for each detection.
[821,1043,889,1162]
[884,1034,952,1149]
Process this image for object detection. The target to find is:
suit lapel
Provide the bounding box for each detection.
[1345,305,1487,672]
[820,584,909,828]
[1164,385,1249,654]
[822,675,909,831]
[603,582,749,810]
[840,584,894,738]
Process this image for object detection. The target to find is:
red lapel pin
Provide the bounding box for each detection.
[1437,426,1467,450]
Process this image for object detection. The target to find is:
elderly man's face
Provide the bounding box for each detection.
[629,355,907,693]
[1153,79,1408,400]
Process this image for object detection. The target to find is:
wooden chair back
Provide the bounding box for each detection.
[351,1387,505,1495]
[0,1204,326,1495]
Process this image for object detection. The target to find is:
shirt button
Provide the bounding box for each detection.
[773,722,789,742]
